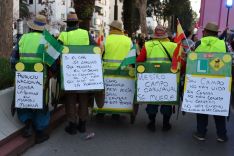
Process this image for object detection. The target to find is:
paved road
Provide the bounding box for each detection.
[23,106,234,156]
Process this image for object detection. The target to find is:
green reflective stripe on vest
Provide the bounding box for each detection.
[145,40,177,63]
[58,28,89,45]
[20,53,41,57]
[103,59,122,63]
[195,36,226,53]
[103,34,132,69]
[19,32,43,63]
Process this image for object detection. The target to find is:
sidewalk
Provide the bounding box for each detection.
[0,106,66,156]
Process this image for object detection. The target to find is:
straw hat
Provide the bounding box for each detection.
[109,20,123,31]
[153,25,168,39]
[65,13,79,22]
[27,15,48,31]
[204,22,220,32]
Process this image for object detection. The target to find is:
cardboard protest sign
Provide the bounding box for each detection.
[93,68,135,113]
[136,63,179,105]
[15,72,43,109]
[61,45,104,91]
[182,52,232,116]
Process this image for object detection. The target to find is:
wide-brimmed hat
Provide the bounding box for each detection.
[109,20,123,31]
[27,15,48,31]
[153,25,168,39]
[204,22,220,32]
[65,13,79,22]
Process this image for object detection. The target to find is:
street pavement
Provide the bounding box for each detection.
[23,106,234,156]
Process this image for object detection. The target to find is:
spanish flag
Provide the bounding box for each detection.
[171,19,186,73]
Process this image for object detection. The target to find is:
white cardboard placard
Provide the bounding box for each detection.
[182,74,231,116]
[94,77,135,110]
[62,54,104,91]
[15,72,43,109]
[137,73,177,102]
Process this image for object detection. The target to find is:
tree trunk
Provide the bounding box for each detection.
[136,0,147,34]
[0,0,13,57]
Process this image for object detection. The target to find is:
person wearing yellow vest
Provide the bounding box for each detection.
[103,20,132,69]
[193,22,228,142]
[10,15,50,144]
[137,25,177,132]
[100,20,138,121]
[58,13,104,135]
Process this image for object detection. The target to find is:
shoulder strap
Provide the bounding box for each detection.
[158,41,172,62]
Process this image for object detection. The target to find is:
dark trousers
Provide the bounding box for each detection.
[197,114,227,137]
[146,104,172,117]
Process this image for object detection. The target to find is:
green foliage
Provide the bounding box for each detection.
[74,0,95,19]
[20,0,30,18]
[147,0,163,19]
[73,0,95,30]
[163,0,194,31]
[0,58,14,90]
[122,0,140,35]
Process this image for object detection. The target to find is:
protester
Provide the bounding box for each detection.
[182,30,194,53]
[193,22,229,142]
[137,25,177,132]
[10,15,50,144]
[102,20,138,122]
[191,34,198,42]
[58,13,104,135]
[137,33,145,50]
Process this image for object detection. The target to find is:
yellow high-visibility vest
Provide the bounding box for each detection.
[58,28,89,45]
[195,36,226,53]
[145,39,177,63]
[19,32,43,63]
[103,34,132,69]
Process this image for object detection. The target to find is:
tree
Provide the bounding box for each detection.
[73,0,95,30]
[122,0,140,35]
[0,0,13,57]
[135,0,147,34]
[163,0,194,31]
[20,0,30,18]
[147,0,163,24]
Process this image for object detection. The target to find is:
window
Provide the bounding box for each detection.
[61,13,65,20]
[62,0,65,5]
[29,0,33,4]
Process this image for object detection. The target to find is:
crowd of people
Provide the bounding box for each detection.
[10,12,233,145]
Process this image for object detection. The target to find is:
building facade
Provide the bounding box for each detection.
[198,0,234,38]
[27,0,74,22]
[91,0,124,39]
[13,0,20,36]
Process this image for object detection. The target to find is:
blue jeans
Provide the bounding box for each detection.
[17,109,50,131]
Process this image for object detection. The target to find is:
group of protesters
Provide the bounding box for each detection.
[10,12,233,145]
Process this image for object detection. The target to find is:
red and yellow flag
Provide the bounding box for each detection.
[171,19,186,73]
[174,19,186,43]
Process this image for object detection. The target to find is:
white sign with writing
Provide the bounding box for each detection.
[182,74,231,116]
[62,54,104,91]
[95,77,135,110]
[15,72,43,109]
[137,73,177,102]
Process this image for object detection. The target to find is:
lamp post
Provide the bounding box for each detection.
[114,0,118,20]
[226,0,233,27]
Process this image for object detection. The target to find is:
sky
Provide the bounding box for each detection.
[190,0,201,16]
